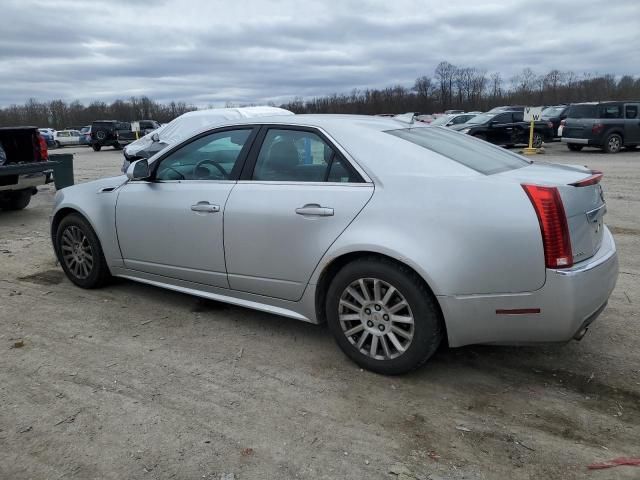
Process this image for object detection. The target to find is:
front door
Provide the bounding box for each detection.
[224,127,374,301]
[624,103,640,144]
[487,112,514,144]
[115,127,257,287]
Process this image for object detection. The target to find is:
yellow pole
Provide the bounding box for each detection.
[523,115,538,155]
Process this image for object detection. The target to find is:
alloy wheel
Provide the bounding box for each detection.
[608,136,621,153]
[60,225,94,279]
[338,277,415,360]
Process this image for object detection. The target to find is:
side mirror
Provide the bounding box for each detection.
[126,159,150,181]
[151,133,160,142]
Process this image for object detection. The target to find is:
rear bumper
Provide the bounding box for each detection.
[561,137,591,145]
[439,227,618,347]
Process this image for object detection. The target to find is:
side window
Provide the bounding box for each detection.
[625,105,638,119]
[252,129,359,183]
[156,129,252,181]
[513,112,524,122]
[601,105,622,119]
[494,113,512,123]
[452,116,466,124]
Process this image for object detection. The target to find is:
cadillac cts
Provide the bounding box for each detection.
[50,115,618,374]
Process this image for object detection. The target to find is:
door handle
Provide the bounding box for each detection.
[191,202,220,213]
[295,204,334,217]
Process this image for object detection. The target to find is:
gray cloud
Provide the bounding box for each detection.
[0,0,638,106]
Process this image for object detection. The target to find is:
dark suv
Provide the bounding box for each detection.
[90,120,137,151]
[561,101,640,153]
[449,110,554,147]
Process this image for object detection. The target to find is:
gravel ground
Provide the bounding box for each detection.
[1,142,639,480]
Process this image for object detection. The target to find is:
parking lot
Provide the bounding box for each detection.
[1,142,639,479]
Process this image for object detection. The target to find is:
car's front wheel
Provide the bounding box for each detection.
[55,213,111,288]
[326,257,443,375]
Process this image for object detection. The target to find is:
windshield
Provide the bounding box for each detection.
[542,106,565,117]
[467,113,496,125]
[385,127,529,175]
[429,115,453,126]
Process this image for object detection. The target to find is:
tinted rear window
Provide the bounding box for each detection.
[385,127,529,175]
[566,105,599,119]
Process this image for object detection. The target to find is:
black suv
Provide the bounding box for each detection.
[90,120,137,151]
[561,101,640,153]
[449,110,554,147]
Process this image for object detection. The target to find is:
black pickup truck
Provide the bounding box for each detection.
[0,127,55,210]
[449,110,554,148]
[90,120,138,151]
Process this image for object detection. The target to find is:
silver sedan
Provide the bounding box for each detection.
[50,115,618,374]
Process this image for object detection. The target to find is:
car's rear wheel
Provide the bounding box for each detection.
[604,133,622,153]
[0,189,32,210]
[55,213,111,288]
[326,257,443,375]
[55,141,62,148]
[567,144,583,152]
[532,132,543,148]
[92,143,101,152]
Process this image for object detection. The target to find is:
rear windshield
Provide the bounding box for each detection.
[385,127,529,175]
[566,105,599,119]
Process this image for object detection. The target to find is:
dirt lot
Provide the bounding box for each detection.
[1,142,639,480]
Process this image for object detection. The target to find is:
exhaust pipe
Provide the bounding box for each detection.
[573,327,588,341]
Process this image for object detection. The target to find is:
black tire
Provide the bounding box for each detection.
[567,144,583,152]
[532,132,543,148]
[0,190,32,211]
[55,141,62,149]
[113,143,122,150]
[55,213,111,288]
[92,143,102,152]
[604,133,623,154]
[326,256,443,375]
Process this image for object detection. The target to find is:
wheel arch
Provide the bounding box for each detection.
[313,250,448,343]
[51,207,103,258]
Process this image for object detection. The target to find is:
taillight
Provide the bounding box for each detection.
[569,170,603,187]
[592,123,604,134]
[522,184,573,269]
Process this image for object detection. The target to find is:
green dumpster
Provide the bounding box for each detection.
[49,153,74,189]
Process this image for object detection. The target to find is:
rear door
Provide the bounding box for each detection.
[563,104,599,139]
[224,126,374,301]
[624,103,640,144]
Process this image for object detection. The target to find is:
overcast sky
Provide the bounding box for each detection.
[1,0,639,107]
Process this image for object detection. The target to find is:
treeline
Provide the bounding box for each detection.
[2,61,640,127]
[282,62,640,114]
[0,97,196,129]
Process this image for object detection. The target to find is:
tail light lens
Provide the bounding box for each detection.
[569,170,603,187]
[592,123,604,134]
[522,184,573,269]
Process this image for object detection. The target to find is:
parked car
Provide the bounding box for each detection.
[1,127,54,210]
[38,128,56,147]
[51,114,617,375]
[487,105,526,113]
[542,105,570,137]
[79,126,91,145]
[90,120,137,151]
[122,106,293,172]
[428,113,478,127]
[132,120,161,136]
[443,109,464,114]
[54,129,82,147]
[561,101,640,153]
[449,111,554,147]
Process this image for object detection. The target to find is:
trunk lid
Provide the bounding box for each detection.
[497,162,606,265]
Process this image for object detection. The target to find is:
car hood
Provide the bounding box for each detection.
[449,124,477,131]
